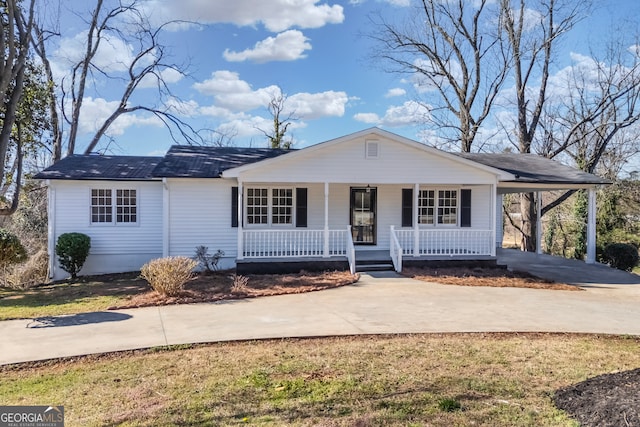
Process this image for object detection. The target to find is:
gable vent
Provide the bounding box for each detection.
[366,140,379,159]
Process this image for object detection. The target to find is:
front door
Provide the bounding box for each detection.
[350,187,376,244]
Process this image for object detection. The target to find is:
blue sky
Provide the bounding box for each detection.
[48,0,640,158]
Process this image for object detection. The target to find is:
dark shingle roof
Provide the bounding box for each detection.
[151,146,293,178]
[34,155,162,181]
[458,153,610,185]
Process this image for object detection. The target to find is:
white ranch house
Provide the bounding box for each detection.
[36,128,608,280]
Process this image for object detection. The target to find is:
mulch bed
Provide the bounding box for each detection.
[108,270,359,310]
[554,368,640,427]
[402,266,581,291]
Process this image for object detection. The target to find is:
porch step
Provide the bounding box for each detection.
[355,257,395,272]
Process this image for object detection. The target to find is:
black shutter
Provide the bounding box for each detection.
[296,188,307,227]
[402,188,413,227]
[461,189,471,227]
[231,186,238,227]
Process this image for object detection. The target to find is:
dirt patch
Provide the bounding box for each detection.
[108,270,359,310]
[402,266,580,291]
[554,368,640,427]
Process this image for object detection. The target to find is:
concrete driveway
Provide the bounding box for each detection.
[1,249,639,365]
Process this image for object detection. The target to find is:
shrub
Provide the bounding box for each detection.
[601,243,640,271]
[0,228,27,267]
[1,248,48,289]
[194,246,225,273]
[55,232,91,279]
[140,256,198,296]
[230,273,249,295]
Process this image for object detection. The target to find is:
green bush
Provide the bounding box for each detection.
[55,233,91,279]
[0,228,27,267]
[140,256,198,296]
[601,243,639,271]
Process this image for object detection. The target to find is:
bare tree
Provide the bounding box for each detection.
[32,0,202,158]
[0,0,36,216]
[499,0,587,251]
[258,89,297,149]
[371,0,509,152]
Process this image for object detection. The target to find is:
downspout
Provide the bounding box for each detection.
[237,180,244,260]
[46,180,56,278]
[162,178,169,257]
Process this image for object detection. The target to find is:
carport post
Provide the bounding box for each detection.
[536,192,542,255]
[586,188,596,264]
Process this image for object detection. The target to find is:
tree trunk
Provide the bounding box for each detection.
[520,192,536,252]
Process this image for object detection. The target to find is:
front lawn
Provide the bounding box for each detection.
[2,334,639,426]
[0,271,358,320]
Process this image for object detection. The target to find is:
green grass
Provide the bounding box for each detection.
[0,273,146,320]
[2,334,638,426]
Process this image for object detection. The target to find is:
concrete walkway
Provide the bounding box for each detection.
[1,249,640,365]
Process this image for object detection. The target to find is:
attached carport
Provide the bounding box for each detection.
[459,153,611,264]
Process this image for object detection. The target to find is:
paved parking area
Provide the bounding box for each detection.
[1,249,639,365]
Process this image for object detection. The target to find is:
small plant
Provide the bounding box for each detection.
[0,228,27,267]
[55,232,91,279]
[141,256,198,296]
[602,243,639,271]
[438,397,462,412]
[230,273,249,295]
[194,246,224,273]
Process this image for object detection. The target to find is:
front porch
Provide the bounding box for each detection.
[236,227,496,274]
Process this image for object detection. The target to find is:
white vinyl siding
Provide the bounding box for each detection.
[167,178,238,264]
[50,180,162,279]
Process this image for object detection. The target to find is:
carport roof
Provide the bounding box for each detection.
[458,152,610,191]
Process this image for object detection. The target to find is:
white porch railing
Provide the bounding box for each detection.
[242,228,349,259]
[394,228,493,256]
[389,226,403,272]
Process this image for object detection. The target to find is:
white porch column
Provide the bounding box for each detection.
[413,183,419,257]
[46,181,56,278]
[586,187,597,264]
[536,191,542,255]
[490,184,496,257]
[237,181,244,260]
[323,182,330,258]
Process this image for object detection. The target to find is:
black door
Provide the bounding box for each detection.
[350,187,376,244]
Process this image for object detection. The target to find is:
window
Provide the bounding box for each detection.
[116,189,137,223]
[271,188,293,225]
[246,187,294,226]
[438,190,458,225]
[91,188,137,224]
[417,188,458,226]
[246,188,268,225]
[91,189,112,223]
[418,190,435,224]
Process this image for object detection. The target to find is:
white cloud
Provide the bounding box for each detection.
[138,67,185,89]
[164,97,200,117]
[385,88,406,98]
[193,70,254,96]
[54,31,137,73]
[354,101,431,127]
[223,30,312,63]
[142,0,344,32]
[287,91,349,119]
[77,97,163,136]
